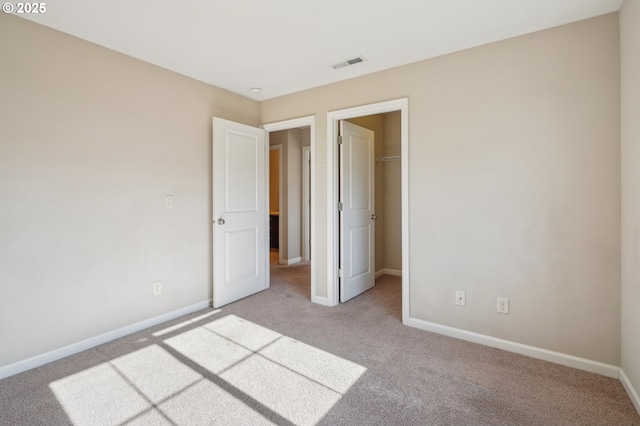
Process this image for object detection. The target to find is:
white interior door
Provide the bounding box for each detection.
[339,121,375,302]
[212,117,268,308]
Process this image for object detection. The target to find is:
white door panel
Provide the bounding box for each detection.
[348,135,372,210]
[226,227,257,283]
[225,132,258,212]
[340,121,375,302]
[213,118,267,308]
[349,224,371,278]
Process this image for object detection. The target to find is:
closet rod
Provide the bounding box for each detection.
[376,155,401,162]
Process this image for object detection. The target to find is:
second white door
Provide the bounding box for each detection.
[339,121,375,302]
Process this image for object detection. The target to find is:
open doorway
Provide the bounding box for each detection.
[338,112,402,304]
[262,116,318,302]
[268,128,310,266]
[326,99,409,322]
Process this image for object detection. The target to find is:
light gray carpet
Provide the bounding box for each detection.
[1,253,639,425]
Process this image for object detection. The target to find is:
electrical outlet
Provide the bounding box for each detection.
[153,281,162,296]
[456,290,466,306]
[497,297,509,314]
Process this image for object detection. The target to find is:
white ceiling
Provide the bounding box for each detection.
[19,0,624,101]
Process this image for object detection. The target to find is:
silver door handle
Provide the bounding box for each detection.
[217,218,225,225]
[371,214,377,220]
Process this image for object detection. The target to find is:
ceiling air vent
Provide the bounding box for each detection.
[332,56,365,70]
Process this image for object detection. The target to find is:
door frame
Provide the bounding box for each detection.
[302,145,311,262]
[261,116,318,303]
[326,98,409,323]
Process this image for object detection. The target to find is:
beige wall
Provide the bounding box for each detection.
[0,14,259,367]
[261,14,621,364]
[620,0,640,406]
[301,127,311,260]
[286,129,303,261]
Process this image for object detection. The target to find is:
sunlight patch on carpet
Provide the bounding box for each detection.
[152,309,221,337]
[259,336,366,394]
[165,326,252,375]
[110,345,202,404]
[50,361,153,425]
[50,314,367,426]
[158,379,276,425]
[203,314,282,351]
[221,354,341,425]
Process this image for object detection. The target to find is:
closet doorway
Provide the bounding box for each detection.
[327,98,409,321]
[336,112,403,302]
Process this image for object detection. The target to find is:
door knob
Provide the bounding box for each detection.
[217,218,225,225]
[371,214,377,220]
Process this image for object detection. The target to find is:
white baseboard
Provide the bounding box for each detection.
[375,268,402,278]
[0,299,211,381]
[620,368,640,415]
[405,316,620,379]
[280,257,302,265]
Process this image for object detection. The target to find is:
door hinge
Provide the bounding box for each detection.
[338,269,344,278]
[337,202,343,211]
[337,136,343,145]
